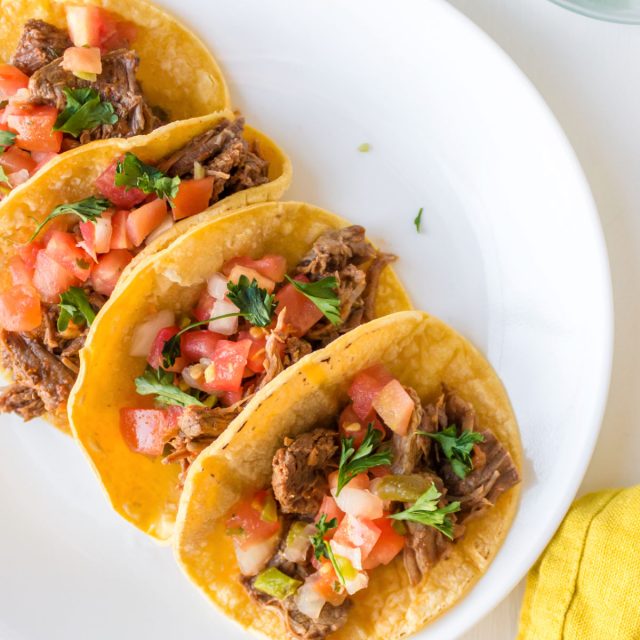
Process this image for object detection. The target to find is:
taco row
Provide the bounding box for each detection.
[0,3,522,640]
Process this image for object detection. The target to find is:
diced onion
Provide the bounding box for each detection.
[145,214,175,245]
[284,522,315,563]
[343,570,369,596]
[295,576,327,620]
[233,534,280,577]
[208,298,239,335]
[129,310,175,357]
[333,487,384,520]
[181,363,213,393]
[8,169,30,187]
[207,272,229,300]
[329,539,363,570]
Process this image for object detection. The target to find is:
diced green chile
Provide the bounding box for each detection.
[253,567,302,600]
[372,474,432,502]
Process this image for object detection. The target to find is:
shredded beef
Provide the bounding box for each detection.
[391,387,427,475]
[11,19,72,75]
[272,429,338,516]
[0,384,45,421]
[243,574,350,639]
[283,336,312,367]
[157,118,268,202]
[362,252,396,322]
[28,49,161,139]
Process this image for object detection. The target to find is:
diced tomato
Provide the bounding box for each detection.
[220,389,243,407]
[348,364,395,420]
[333,515,381,564]
[18,242,44,271]
[100,18,137,51]
[222,255,288,283]
[237,329,267,373]
[32,250,77,302]
[66,5,102,46]
[328,471,370,494]
[62,46,102,75]
[89,249,133,296]
[109,210,133,250]
[45,231,93,281]
[228,265,276,293]
[314,561,348,606]
[79,212,112,260]
[171,177,214,221]
[95,159,146,208]
[147,326,179,369]
[0,145,37,174]
[226,490,281,550]
[362,518,405,570]
[275,276,324,337]
[338,404,386,448]
[126,199,167,246]
[7,105,62,153]
[204,339,252,392]
[119,408,178,456]
[369,465,391,478]
[193,290,215,322]
[316,495,344,529]
[0,285,41,331]
[164,405,184,430]
[180,330,223,364]
[31,151,58,172]
[0,64,29,100]
[9,255,33,286]
[372,379,415,435]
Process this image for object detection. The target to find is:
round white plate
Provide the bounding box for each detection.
[0,1,612,639]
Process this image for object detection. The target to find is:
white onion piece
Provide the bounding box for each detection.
[334,488,384,520]
[283,524,315,563]
[145,214,175,245]
[181,365,211,393]
[129,310,175,357]
[94,215,113,254]
[329,540,363,570]
[8,169,30,187]
[207,272,229,300]
[344,570,369,596]
[295,576,327,620]
[233,534,280,577]
[208,298,239,335]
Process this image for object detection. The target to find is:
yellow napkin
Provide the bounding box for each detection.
[517,486,640,639]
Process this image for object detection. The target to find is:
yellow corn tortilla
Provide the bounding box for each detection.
[69,201,412,541]
[0,111,291,432]
[0,0,230,120]
[173,310,522,639]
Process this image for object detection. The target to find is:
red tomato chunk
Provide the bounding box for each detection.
[119,407,179,456]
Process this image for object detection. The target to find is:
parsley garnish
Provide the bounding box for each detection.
[0,165,9,187]
[310,515,345,586]
[0,130,16,153]
[284,275,341,326]
[414,207,424,233]
[57,287,96,332]
[115,152,180,200]
[53,88,118,138]
[336,423,392,495]
[421,426,485,479]
[226,275,276,328]
[28,196,111,241]
[389,483,460,539]
[134,365,205,407]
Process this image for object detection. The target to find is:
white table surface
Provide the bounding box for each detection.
[446,1,640,638]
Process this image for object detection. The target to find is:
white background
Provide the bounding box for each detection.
[448,1,640,637]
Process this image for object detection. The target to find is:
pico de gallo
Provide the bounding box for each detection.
[223,367,520,639]
[0,6,158,197]
[119,226,397,477]
[0,118,270,422]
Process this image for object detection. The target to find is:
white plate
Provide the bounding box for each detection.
[0,1,612,639]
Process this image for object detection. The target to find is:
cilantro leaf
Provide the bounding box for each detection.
[421,426,485,479]
[336,423,392,495]
[29,196,111,242]
[134,365,205,407]
[57,287,96,332]
[0,165,9,187]
[389,483,460,539]
[226,275,276,327]
[0,130,16,153]
[53,88,118,138]
[310,514,345,586]
[284,275,341,326]
[115,152,180,200]
[414,207,424,233]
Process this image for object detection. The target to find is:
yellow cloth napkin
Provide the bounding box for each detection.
[517,486,640,640]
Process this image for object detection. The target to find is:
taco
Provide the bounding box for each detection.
[68,201,412,540]
[173,310,522,639]
[0,111,291,431]
[0,0,229,195]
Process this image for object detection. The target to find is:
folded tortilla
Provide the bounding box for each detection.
[174,310,522,638]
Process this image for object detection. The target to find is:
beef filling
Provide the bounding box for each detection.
[11,19,72,75]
